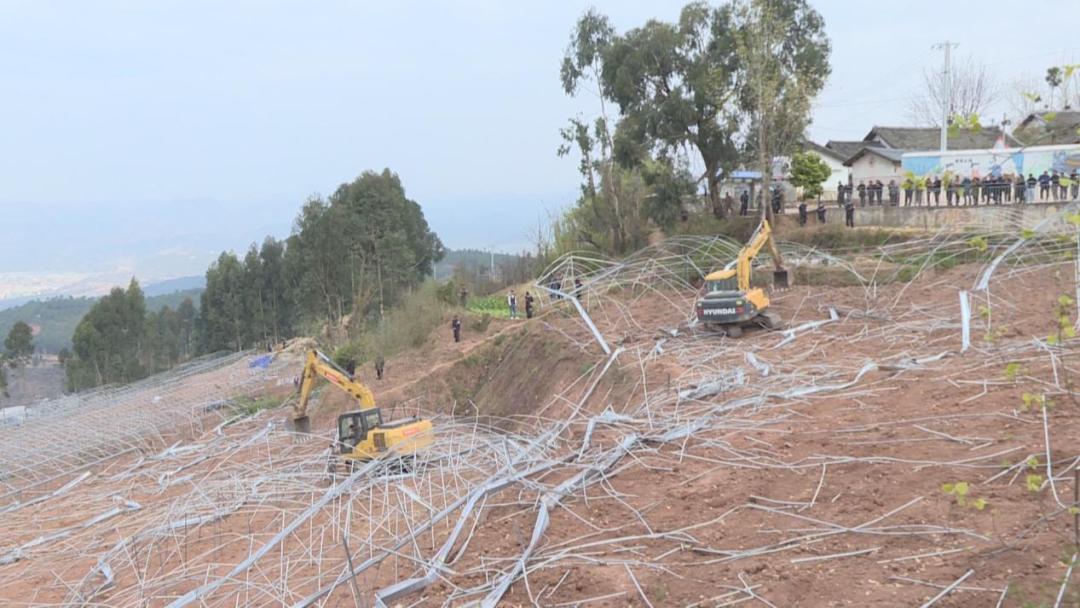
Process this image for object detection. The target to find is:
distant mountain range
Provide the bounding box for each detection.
[0,275,205,312]
[142,276,206,297]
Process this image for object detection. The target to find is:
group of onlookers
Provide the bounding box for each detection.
[837,180,900,206]
[902,170,1079,206]
[841,170,1079,208]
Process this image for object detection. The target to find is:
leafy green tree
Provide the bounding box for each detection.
[557,9,708,250]
[733,0,831,222]
[241,244,267,347]
[560,1,829,225]
[176,297,197,358]
[284,196,353,325]
[199,252,246,352]
[1046,66,1063,109]
[4,321,35,362]
[192,169,441,353]
[258,237,291,344]
[788,151,832,200]
[65,279,147,390]
[593,2,742,218]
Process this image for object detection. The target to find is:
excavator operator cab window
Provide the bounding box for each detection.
[707,277,738,293]
[337,415,359,452]
[362,409,382,434]
[336,410,385,453]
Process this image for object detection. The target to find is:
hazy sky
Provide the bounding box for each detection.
[2,0,1079,282]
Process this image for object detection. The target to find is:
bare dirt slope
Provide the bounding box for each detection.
[1,253,1079,607]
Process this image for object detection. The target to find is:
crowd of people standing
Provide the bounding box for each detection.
[908,171,1073,206]
[841,170,1080,208]
[837,179,900,207]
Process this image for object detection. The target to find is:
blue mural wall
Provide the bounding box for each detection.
[902,146,1080,178]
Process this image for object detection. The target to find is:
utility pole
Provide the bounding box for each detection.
[932,41,958,152]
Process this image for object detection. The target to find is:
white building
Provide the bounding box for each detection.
[845,146,904,186]
[801,141,850,197]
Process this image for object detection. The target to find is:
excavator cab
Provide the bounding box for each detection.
[336,409,383,454]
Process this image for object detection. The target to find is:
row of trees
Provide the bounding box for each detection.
[62,169,444,391]
[1,321,35,397]
[199,169,443,353]
[554,0,831,255]
[64,280,198,391]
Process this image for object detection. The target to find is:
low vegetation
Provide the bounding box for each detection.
[333,281,448,369]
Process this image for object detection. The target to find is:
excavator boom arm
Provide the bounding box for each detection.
[292,350,376,425]
[735,220,786,292]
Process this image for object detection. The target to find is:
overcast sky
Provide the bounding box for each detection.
[2,0,1079,283]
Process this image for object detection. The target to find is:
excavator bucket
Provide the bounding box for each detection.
[773,270,790,289]
[292,415,311,434]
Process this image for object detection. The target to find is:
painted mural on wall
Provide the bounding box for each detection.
[902,145,1080,179]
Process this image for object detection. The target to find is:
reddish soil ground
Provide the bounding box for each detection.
[2,258,1079,607]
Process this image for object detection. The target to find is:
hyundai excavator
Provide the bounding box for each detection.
[292,350,432,466]
[694,219,788,337]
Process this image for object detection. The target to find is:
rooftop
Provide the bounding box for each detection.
[1014,111,1080,145]
[865,125,1017,151]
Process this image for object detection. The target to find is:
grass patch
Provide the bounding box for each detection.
[467,294,511,319]
[333,281,448,367]
[226,394,284,422]
[470,314,493,333]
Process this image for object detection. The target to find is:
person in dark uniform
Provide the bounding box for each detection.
[797,200,807,226]
[932,176,942,205]
[816,201,827,223]
[844,199,855,228]
[1039,171,1051,200]
[857,181,866,207]
[374,354,385,380]
[451,316,462,343]
[549,277,562,300]
[739,190,749,216]
[524,291,535,318]
[345,358,357,377]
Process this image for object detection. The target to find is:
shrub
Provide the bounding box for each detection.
[470,314,493,333]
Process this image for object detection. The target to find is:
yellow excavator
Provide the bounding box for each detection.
[694,219,788,337]
[292,349,433,465]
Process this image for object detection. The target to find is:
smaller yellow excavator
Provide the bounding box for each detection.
[292,349,432,464]
[694,219,788,337]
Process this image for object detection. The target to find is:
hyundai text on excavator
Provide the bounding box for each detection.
[694,219,788,337]
[291,350,432,466]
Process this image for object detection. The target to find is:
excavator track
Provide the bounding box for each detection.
[758,311,783,330]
